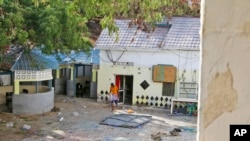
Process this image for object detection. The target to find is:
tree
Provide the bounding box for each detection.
[0,0,199,60]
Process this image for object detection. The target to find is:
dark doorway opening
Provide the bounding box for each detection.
[115,75,133,105]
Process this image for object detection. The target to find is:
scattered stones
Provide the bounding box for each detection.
[63,98,69,103]
[151,128,181,140]
[6,122,14,128]
[59,117,64,122]
[81,104,87,108]
[173,128,182,132]
[51,130,65,139]
[169,129,180,136]
[151,132,168,141]
[72,112,79,117]
[22,124,31,130]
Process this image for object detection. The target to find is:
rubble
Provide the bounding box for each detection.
[6,122,14,128]
[72,112,79,117]
[151,132,168,141]
[59,117,64,122]
[22,124,31,130]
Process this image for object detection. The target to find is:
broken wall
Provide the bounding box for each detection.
[199,0,250,141]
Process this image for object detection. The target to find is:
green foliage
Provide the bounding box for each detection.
[0,0,199,58]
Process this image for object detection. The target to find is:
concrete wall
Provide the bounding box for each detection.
[67,80,75,97]
[198,0,250,141]
[98,49,200,104]
[54,78,67,95]
[12,88,54,114]
[90,82,97,98]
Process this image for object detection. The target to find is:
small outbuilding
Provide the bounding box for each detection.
[0,46,58,114]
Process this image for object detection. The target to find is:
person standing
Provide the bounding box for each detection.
[109,83,119,111]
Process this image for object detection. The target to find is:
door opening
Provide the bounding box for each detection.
[115,75,133,105]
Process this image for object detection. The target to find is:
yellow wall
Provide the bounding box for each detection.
[0,86,13,105]
[97,64,199,104]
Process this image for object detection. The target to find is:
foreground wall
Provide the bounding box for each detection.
[198,0,250,141]
[12,88,54,114]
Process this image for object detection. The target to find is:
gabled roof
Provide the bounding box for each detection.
[11,50,59,71]
[95,20,169,49]
[95,17,200,50]
[162,17,200,50]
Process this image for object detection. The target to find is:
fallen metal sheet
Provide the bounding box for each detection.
[100,114,152,128]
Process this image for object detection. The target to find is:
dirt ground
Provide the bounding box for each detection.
[0,95,197,141]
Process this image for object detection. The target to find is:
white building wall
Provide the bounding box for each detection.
[199,0,250,141]
[97,49,200,104]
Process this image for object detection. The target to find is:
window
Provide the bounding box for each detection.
[162,82,175,96]
[76,65,92,77]
[60,68,66,78]
[0,74,12,86]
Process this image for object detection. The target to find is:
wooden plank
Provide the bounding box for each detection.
[164,66,176,82]
[153,65,176,82]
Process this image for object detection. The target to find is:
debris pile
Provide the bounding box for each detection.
[151,128,182,141]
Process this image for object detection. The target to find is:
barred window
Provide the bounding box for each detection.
[162,82,175,96]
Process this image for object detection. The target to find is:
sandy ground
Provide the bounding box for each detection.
[0,95,197,141]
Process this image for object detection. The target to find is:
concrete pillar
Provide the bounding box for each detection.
[199,0,250,141]
[70,66,74,80]
[67,80,75,97]
[48,80,52,89]
[36,82,38,93]
[14,80,19,94]
[56,69,60,79]
[92,69,97,82]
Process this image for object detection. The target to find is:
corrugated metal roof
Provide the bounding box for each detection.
[95,20,169,49]
[66,49,100,64]
[162,17,200,50]
[1,46,99,71]
[11,50,59,71]
[95,17,200,50]
[32,48,100,65]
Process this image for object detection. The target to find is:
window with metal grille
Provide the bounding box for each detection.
[162,82,175,96]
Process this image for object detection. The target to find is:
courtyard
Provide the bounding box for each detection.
[0,95,197,141]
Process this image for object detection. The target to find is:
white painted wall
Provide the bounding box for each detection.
[199,0,250,141]
[0,74,11,86]
[97,49,200,104]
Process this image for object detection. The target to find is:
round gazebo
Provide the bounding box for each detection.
[10,50,58,114]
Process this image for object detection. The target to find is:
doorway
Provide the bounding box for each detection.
[115,75,133,105]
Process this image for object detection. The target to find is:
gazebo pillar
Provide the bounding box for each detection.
[14,80,19,94]
[48,79,52,89]
[36,82,38,93]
